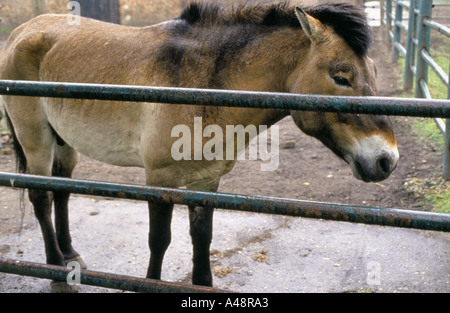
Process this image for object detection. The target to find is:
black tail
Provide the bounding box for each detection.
[5,110,28,231]
[5,111,27,174]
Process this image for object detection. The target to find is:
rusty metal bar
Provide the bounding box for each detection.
[0,172,449,232]
[0,258,232,293]
[0,80,449,118]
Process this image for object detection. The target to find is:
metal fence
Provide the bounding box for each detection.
[0,80,449,292]
[382,0,450,179]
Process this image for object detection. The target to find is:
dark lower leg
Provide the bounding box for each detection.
[146,201,174,280]
[54,191,80,262]
[29,189,65,266]
[52,158,82,264]
[189,206,214,286]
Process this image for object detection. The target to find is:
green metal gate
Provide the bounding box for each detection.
[382,0,450,179]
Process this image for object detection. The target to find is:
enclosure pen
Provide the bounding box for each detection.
[0,1,449,293]
[0,79,449,292]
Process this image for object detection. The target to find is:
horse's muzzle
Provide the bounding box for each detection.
[353,152,398,182]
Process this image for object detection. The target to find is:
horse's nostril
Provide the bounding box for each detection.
[378,156,391,175]
[354,159,370,182]
[354,154,395,182]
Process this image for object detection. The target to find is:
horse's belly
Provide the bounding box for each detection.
[72,134,143,167]
[43,99,144,167]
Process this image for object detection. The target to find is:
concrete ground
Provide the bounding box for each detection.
[0,195,448,293]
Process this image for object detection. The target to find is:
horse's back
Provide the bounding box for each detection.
[0,12,260,183]
[0,15,171,168]
[0,14,167,84]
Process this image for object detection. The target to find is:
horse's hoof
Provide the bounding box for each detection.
[51,281,79,293]
[65,256,88,269]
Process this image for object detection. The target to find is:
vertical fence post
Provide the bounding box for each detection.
[403,0,417,90]
[386,0,393,42]
[444,62,450,180]
[415,0,433,99]
[445,121,450,180]
[392,0,403,62]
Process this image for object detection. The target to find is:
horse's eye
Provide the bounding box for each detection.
[333,76,351,88]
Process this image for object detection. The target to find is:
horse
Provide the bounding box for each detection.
[0,1,399,291]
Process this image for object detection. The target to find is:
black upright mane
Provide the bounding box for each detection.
[178,1,372,56]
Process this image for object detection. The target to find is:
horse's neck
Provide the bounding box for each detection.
[179,25,305,129]
[220,107,288,133]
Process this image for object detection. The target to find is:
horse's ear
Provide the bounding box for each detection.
[294,7,325,43]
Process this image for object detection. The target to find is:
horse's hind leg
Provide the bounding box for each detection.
[7,103,66,268]
[5,98,79,292]
[52,143,86,269]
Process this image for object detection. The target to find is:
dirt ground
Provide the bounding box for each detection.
[0,27,448,292]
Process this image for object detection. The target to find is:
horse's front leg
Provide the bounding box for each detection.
[188,180,219,286]
[189,205,214,286]
[146,200,174,280]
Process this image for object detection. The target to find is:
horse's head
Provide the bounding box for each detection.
[288,6,398,182]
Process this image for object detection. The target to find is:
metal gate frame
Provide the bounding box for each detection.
[382,0,450,179]
[0,80,449,292]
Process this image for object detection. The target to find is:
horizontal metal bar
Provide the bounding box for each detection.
[0,258,232,293]
[0,172,449,232]
[0,80,449,118]
[423,18,450,37]
[434,117,446,134]
[394,41,407,56]
[395,20,408,31]
[421,49,449,86]
[398,1,410,9]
